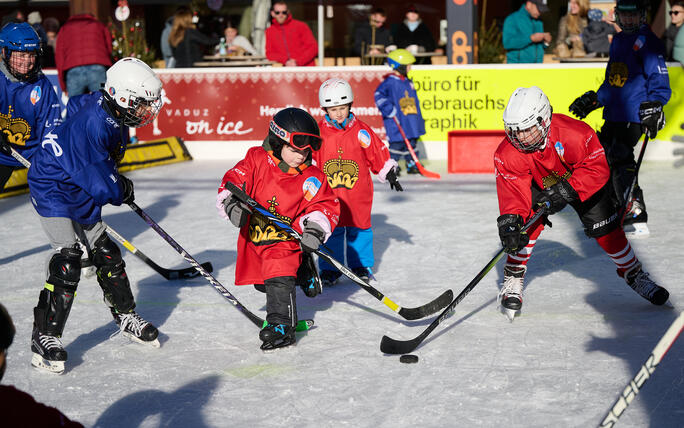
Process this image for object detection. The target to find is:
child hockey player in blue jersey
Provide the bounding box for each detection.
[22,58,163,374]
[0,22,62,190]
[569,0,671,237]
[374,48,426,175]
[313,77,402,286]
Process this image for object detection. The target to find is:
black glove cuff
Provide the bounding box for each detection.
[555,179,579,204]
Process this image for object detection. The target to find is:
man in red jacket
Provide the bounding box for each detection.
[55,13,112,96]
[265,1,317,66]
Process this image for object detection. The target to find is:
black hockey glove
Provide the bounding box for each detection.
[497,214,529,254]
[0,132,11,156]
[300,221,326,253]
[537,179,579,215]
[223,196,251,228]
[119,175,135,205]
[569,91,601,119]
[639,101,665,139]
[386,168,403,192]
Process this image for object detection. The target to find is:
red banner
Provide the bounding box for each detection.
[135,68,390,142]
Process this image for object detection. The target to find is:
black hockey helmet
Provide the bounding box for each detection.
[615,0,647,33]
[268,108,322,152]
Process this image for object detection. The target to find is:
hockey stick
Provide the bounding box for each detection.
[620,134,649,225]
[598,311,684,428]
[128,201,313,331]
[4,147,214,281]
[224,181,454,320]
[392,116,441,179]
[380,204,549,354]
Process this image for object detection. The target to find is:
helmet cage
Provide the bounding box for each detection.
[0,23,42,82]
[121,95,162,128]
[269,119,322,151]
[615,1,646,33]
[505,116,550,153]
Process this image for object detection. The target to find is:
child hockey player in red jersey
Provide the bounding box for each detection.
[216,107,339,350]
[495,86,669,320]
[313,77,402,286]
[374,48,426,175]
[22,58,163,374]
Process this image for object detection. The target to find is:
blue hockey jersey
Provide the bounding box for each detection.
[27,93,127,224]
[597,25,671,123]
[0,66,62,167]
[374,74,426,142]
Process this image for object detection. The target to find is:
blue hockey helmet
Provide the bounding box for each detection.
[0,22,42,81]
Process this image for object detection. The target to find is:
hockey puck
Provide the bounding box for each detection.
[399,354,419,364]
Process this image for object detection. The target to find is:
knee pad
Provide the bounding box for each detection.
[92,234,135,313]
[35,246,82,336]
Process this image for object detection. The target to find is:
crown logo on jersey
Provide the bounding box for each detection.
[0,106,31,146]
[323,150,359,190]
[541,170,571,190]
[248,196,294,245]
[607,62,628,88]
[399,90,418,115]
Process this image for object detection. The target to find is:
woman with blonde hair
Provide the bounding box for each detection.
[168,9,220,67]
[555,0,590,58]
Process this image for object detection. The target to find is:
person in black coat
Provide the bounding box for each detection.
[168,9,220,68]
[662,1,684,61]
[352,8,393,57]
[393,5,438,64]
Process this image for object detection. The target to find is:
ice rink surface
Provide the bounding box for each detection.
[1,159,682,427]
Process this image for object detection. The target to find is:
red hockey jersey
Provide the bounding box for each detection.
[494,114,610,219]
[219,146,339,285]
[313,116,394,228]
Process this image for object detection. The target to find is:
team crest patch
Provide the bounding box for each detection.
[357,129,371,148]
[554,141,566,163]
[30,86,42,105]
[302,177,322,201]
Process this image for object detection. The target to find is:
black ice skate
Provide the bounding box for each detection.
[111,309,160,348]
[31,327,67,374]
[296,253,322,297]
[320,270,341,287]
[259,323,296,351]
[623,264,669,306]
[498,265,526,321]
[623,188,649,237]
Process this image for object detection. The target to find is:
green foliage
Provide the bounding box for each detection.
[478,20,504,64]
[108,18,157,66]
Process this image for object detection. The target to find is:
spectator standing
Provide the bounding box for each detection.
[224,22,258,56]
[393,4,438,63]
[161,16,175,67]
[0,303,85,427]
[555,0,589,58]
[1,10,24,28]
[353,8,393,57]
[55,13,112,97]
[674,14,684,62]
[169,8,221,67]
[662,1,684,61]
[265,1,317,66]
[582,9,616,57]
[502,0,551,63]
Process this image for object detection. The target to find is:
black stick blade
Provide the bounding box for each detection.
[398,289,453,320]
[164,262,214,280]
[381,333,424,355]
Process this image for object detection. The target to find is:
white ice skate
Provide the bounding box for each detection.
[499,265,526,322]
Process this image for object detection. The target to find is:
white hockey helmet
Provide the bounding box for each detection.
[502,86,552,153]
[318,78,354,108]
[104,57,163,128]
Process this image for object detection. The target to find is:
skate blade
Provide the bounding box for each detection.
[31,353,65,374]
[260,339,296,352]
[120,332,161,348]
[624,223,649,238]
[81,265,97,278]
[500,306,520,322]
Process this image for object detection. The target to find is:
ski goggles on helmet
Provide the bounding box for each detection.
[269,120,322,151]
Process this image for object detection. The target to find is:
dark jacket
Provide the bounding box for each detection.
[502,5,545,63]
[582,21,615,55]
[172,28,219,68]
[393,20,436,52]
[353,21,392,56]
[662,24,682,61]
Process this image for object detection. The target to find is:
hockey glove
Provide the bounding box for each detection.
[569,91,601,119]
[497,214,529,254]
[118,175,135,205]
[223,196,252,228]
[0,132,11,156]
[639,101,665,139]
[536,179,579,215]
[386,168,403,192]
[300,221,326,253]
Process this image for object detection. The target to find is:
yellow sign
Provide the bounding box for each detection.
[410,65,683,142]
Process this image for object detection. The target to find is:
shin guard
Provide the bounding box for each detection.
[92,233,135,313]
